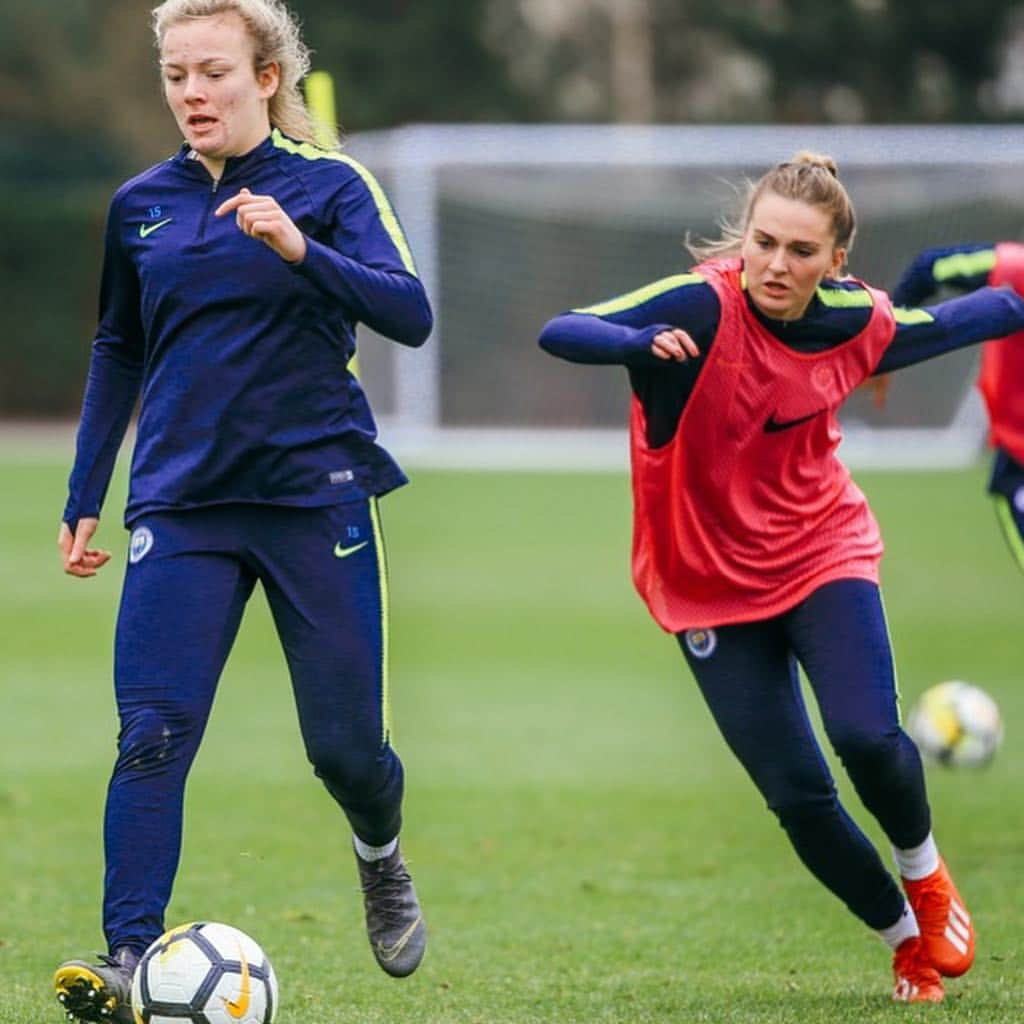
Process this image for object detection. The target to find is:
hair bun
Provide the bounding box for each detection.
[786,150,840,179]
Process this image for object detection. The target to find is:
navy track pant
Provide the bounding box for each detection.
[103,500,403,955]
[989,446,1024,573]
[678,578,930,931]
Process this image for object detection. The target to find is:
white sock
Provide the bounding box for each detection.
[878,900,920,950]
[893,833,940,881]
[353,835,398,862]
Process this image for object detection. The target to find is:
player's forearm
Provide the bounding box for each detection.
[63,348,142,529]
[538,313,671,366]
[875,287,1024,374]
[293,238,433,347]
[891,244,995,306]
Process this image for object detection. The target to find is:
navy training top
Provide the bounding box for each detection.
[891,243,999,305]
[538,271,1024,447]
[64,129,432,530]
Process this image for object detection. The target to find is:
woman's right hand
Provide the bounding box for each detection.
[651,328,700,362]
[58,518,112,578]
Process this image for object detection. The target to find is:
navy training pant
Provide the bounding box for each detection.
[988,446,1024,573]
[103,500,403,955]
[678,578,930,931]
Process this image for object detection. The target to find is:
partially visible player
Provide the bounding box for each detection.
[893,243,1024,571]
[539,152,1024,1003]
[53,2,431,1021]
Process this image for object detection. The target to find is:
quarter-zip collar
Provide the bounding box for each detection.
[172,132,277,190]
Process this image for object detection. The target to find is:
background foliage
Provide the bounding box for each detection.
[6,1,1024,416]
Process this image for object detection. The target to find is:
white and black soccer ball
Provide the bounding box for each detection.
[907,680,1004,769]
[131,922,278,1024]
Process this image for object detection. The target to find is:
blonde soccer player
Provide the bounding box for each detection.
[538,153,1024,1002]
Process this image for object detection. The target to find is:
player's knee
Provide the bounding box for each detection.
[117,708,173,771]
[770,789,837,832]
[308,741,390,799]
[832,725,902,774]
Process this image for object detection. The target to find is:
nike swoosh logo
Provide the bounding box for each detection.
[375,915,423,962]
[334,540,369,558]
[764,409,825,433]
[139,218,173,238]
[222,945,251,1020]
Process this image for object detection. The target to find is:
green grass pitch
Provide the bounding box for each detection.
[2,453,1022,1022]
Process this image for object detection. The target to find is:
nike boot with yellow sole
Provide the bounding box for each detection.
[355,844,426,977]
[54,948,138,1023]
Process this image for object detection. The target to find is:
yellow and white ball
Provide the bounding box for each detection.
[907,681,1003,769]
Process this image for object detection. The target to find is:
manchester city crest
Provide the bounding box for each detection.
[129,525,154,564]
[684,628,717,659]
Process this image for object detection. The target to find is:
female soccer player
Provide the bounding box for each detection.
[54,2,430,1020]
[893,242,1024,572]
[538,152,1024,1003]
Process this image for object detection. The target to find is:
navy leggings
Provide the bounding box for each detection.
[104,500,403,955]
[989,447,1024,573]
[678,578,929,931]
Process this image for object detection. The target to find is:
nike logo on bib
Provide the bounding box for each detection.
[764,409,825,433]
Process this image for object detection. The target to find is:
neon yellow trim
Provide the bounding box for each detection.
[994,495,1024,574]
[815,284,873,308]
[877,589,903,724]
[933,249,997,283]
[573,273,706,315]
[304,70,337,149]
[894,307,935,325]
[270,128,417,275]
[369,498,392,743]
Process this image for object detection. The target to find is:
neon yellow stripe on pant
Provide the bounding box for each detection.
[994,495,1024,575]
[369,497,392,743]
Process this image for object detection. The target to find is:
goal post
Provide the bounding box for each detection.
[345,124,1024,470]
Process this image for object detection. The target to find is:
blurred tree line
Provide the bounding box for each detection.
[4,0,1024,414]
[6,0,1024,176]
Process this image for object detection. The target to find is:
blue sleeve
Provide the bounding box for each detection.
[891,243,997,306]
[875,287,1024,374]
[291,164,432,347]
[538,275,721,367]
[63,191,146,530]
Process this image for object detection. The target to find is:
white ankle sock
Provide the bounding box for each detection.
[878,900,919,950]
[354,835,398,862]
[893,833,940,881]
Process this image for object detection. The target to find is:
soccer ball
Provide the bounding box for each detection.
[907,681,1003,768]
[131,922,278,1024]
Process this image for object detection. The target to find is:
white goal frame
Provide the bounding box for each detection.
[346,124,1024,470]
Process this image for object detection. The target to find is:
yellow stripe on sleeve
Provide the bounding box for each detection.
[270,127,418,275]
[573,273,706,316]
[815,284,874,308]
[933,249,997,283]
[893,307,935,325]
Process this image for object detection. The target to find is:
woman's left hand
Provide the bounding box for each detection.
[214,187,307,263]
[651,327,700,362]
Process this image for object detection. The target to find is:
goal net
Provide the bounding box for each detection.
[346,124,1024,470]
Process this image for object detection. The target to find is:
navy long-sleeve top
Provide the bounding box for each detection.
[891,243,998,306]
[64,129,432,530]
[539,269,1024,447]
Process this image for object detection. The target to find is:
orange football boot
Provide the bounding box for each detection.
[892,937,944,1004]
[902,858,975,977]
